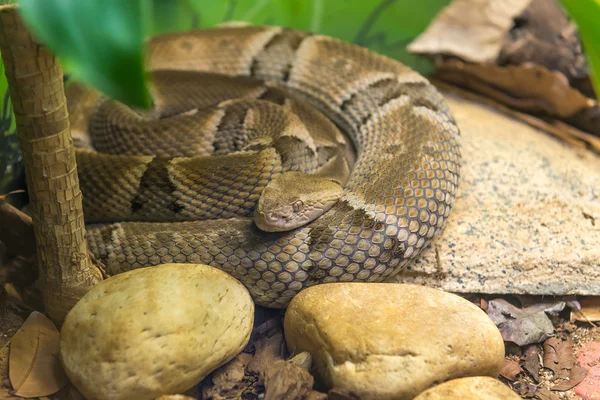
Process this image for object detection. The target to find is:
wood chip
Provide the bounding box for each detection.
[571,297,600,322]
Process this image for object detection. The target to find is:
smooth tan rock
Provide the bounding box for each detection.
[60,263,254,400]
[413,376,521,400]
[284,283,504,400]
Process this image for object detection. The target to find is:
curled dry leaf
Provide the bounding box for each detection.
[523,345,542,382]
[551,366,588,391]
[543,338,575,380]
[407,0,532,63]
[9,311,68,397]
[263,360,315,400]
[556,339,575,372]
[500,359,523,380]
[201,352,252,399]
[543,338,560,374]
[486,298,555,346]
[247,331,285,380]
[512,381,560,400]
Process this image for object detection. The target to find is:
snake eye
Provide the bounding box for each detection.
[292,200,304,212]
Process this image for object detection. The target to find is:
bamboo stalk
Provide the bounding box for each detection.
[0,5,102,323]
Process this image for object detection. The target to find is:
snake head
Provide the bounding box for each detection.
[254,171,344,232]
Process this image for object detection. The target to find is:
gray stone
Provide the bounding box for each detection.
[392,92,600,295]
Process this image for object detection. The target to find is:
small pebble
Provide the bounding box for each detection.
[413,376,521,399]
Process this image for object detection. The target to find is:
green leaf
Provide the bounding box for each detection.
[561,0,600,99]
[170,0,450,73]
[151,0,198,35]
[18,0,152,108]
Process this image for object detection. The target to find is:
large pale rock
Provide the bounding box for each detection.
[393,93,600,295]
[60,263,254,400]
[284,283,504,400]
[413,376,521,400]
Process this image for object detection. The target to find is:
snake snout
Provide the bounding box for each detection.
[254,205,297,232]
[266,208,294,224]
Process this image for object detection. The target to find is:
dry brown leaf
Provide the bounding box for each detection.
[571,296,600,322]
[432,80,600,153]
[486,298,555,346]
[551,366,588,391]
[9,311,68,397]
[435,60,593,118]
[543,338,575,380]
[263,359,315,400]
[534,387,560,400]
[556,339,575,373]
[0,388,21,399]
[523,345,542,382]
[543,338,560,374]
[500,359,523,380]
[513,381,537,396]
[247,332,285,379]
[407,0,532,63]
[201,352,252,399]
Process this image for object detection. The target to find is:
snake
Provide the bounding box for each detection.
[74,26,462,308]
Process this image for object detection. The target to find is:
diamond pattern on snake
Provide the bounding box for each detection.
[69,26,461,308]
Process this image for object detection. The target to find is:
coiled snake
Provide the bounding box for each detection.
[73,26,462,308]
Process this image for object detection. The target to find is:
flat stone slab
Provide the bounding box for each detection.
[391,92,600,295]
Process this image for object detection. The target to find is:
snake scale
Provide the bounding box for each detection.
[77,26,462,308]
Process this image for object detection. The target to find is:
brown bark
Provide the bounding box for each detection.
[0,5,102,323]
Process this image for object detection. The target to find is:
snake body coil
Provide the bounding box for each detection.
[81,26,461,307]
